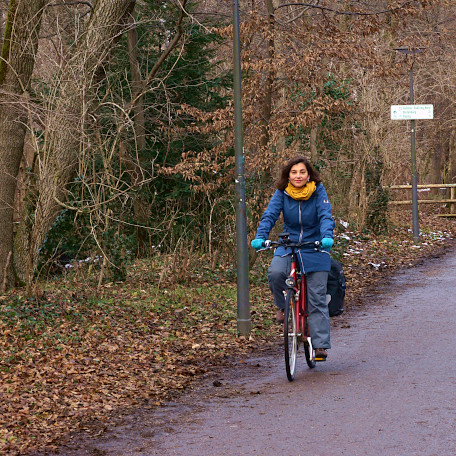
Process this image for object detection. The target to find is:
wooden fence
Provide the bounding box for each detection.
[387,183,456,216]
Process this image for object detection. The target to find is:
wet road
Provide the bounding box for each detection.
[53,251,456,456]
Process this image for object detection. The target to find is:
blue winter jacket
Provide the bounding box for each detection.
[255,183,335,272]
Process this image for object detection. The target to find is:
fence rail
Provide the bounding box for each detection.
[387,183,456,216]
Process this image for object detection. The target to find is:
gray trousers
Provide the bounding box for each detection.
[268,255,330,349]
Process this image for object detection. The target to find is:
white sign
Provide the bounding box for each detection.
[391,104,433,120]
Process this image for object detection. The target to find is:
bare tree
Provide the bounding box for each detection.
[0,0,45,290]
[12,0,136,290]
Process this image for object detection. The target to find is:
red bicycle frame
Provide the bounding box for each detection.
[287,253,309,341]
[261,235,320,378]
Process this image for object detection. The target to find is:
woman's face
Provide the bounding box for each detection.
[289,162,309,188]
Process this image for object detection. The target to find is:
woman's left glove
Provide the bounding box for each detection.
[321,237,334,251]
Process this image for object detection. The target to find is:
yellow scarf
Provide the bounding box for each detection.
[285,181,317,201]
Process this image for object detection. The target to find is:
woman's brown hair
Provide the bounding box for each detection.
[276,156,321,191]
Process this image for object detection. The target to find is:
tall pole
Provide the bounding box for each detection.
[410,60,419,242]
[395,47,423,242]
[233,0,251,336]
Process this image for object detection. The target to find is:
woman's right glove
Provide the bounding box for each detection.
[251,238,265,250]
[321,237,334,252]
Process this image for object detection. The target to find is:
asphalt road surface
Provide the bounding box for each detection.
[46,251,456,456]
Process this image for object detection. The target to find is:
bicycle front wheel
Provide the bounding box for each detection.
[304,338,316,369]
[284,289,298,381]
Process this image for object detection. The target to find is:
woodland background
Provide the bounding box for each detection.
[2,1,456,454]
[0,0,455,290]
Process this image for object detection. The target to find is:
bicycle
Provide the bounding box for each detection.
[260,232,326,381]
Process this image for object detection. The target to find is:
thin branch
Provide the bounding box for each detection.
[283,4,314,24]
[276,1,414,17]
[52,174,156,213]
[144,0,188,83]
[47,1,93,9]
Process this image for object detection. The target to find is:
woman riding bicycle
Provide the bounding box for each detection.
[251,156,335,359]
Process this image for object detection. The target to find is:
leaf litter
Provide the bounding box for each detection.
[1,210,455,455]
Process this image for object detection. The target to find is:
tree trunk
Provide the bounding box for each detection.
[14,0,136,288]
[271,0,286,170]
[310,125,317,163]
[259,0,274,155]
[447,129,456,184]
[0,2,7,46]
[0,0,45,289]
[429,130,444,196]
[126,6,151,253]
[127,6,146,151]
[348,159,367,229]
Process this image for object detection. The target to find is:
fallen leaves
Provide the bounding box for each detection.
[0,277,262,455]
[0,210,455,455]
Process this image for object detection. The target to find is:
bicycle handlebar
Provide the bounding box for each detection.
[259,239,322,252]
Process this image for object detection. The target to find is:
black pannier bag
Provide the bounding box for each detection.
[326,258,346,317]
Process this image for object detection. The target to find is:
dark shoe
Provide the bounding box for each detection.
[315,348,328,360]
[276,309,285,323]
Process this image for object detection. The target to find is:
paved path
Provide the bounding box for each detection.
[47,251,456,456]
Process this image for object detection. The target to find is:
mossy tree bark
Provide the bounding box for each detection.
[0,0,45,290]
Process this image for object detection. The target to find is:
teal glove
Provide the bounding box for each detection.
[321,237,334,251]
[251,238,265,250]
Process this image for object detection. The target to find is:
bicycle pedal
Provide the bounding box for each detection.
[314,356,327,362]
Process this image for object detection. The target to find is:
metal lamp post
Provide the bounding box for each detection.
[394,47,424,243]
[233,0,250,336]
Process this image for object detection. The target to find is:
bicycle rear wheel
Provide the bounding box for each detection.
[284,289,298,381]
